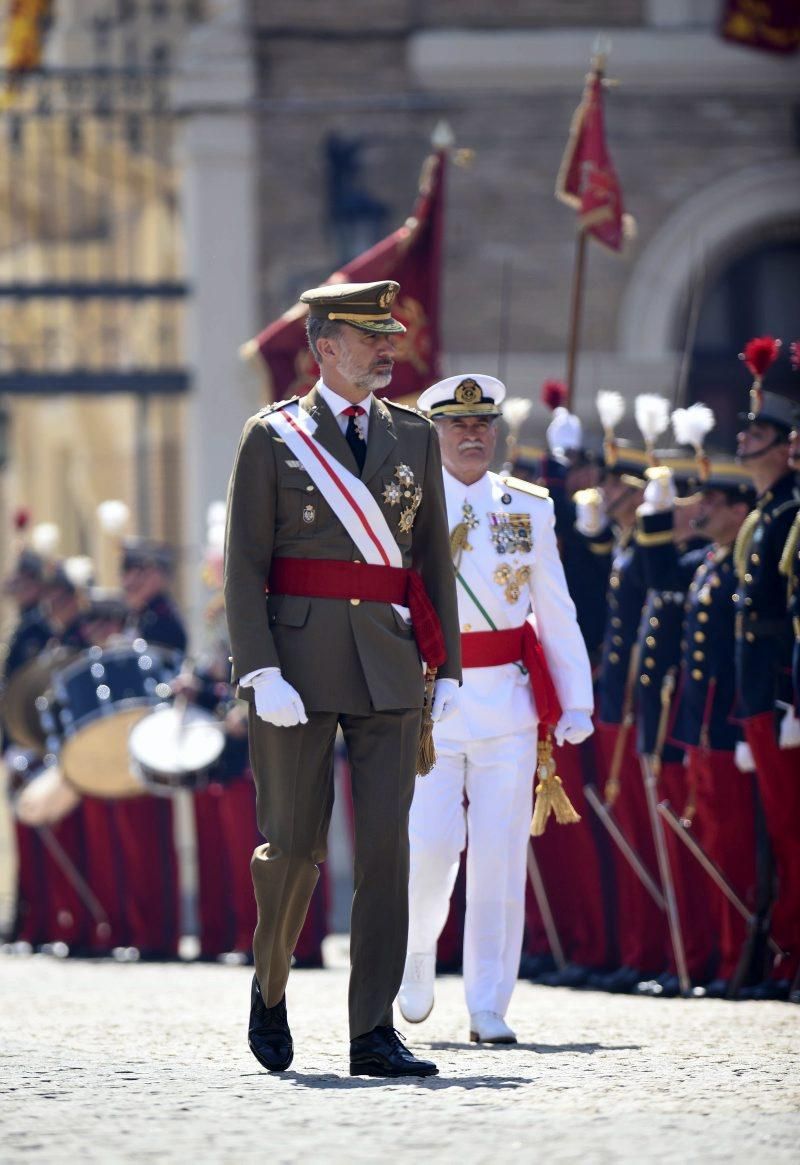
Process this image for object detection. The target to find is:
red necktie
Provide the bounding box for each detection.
[342,405,367,472]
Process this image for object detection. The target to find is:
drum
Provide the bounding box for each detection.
[0,646,78,751]
[14,760,81,827]
[128,702,226,795]
[41,641,180,799]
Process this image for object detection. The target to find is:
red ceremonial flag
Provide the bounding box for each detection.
[249,147,446,403]
[555,64,632,253]
[720,0,800,55]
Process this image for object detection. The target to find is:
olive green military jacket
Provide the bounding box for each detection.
[224,385,461,715]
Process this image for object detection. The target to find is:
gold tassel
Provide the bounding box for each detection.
[530,733,581,836]
[733,507,760,584]
[416,668,438,776]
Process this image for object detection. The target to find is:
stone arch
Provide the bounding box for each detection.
[618,159,800,360]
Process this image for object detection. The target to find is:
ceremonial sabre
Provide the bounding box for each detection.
[656,801,785,961]
[640,668,690,996]
[584,784,665,910]
[526,844,566,971]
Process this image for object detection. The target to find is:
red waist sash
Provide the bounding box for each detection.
[461,624,561,729]
[267,557,446,668]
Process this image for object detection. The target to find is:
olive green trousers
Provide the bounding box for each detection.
[248,706,422,1039]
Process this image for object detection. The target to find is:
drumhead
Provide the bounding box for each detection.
[128,704,225,794]
[61,707,149,799]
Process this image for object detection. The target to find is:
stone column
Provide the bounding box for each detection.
[173,0,262,646]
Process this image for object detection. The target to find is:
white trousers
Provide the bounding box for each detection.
[407,732,538,1018]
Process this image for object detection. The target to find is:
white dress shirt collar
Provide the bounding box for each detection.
[317,380,373,438]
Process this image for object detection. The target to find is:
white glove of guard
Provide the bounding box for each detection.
[554,709,594,747]
[779,704,800,750]
[573,487,607,538]
[249,667,308,727]
[430,677,459,724]
[639,466,676,516]
[734,740,756,773]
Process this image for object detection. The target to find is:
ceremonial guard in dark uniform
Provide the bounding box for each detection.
[581,447,667,991]
[668,467,759,996]
[520,401,614,985]
[632,457,715,995]
[114,538,185,958]
[733,360,800,994]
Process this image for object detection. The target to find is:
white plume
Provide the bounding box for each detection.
[596,390,625,433]
[97,499,130,535]
[206,501,226,528]
[30,522,60,557]
[63,555,95,589]
[671,403,715,451]
[501,397,533,431]
[634,393,670,446]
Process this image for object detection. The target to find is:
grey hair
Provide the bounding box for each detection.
[306,316,344,362]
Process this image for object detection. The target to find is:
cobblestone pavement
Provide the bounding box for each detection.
[2,945,799,1164]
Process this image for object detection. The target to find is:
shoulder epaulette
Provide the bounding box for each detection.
[257,395,299,418]
[499,474,550,500]
[384,398,427,420]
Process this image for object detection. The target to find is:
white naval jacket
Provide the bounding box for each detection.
[439,467,593,743]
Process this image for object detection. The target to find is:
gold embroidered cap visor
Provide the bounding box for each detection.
[417,373,506,418]
[300,279,407,335]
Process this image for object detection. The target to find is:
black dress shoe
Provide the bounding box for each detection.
[589,966,643,994]
[350,1026,438,1078]
[248,975,293,1072]
[538,962,591,989]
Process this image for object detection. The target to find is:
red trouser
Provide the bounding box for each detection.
[80,798,129,952]
[112,796,179,957]
[744,713,800,978]
[687,747,756,981]
[217,774,260,954]
[13,809,91,949]
[594,722,667,974]
[194,783,232,957]
[658,760,715,980]
[523,740,612,968]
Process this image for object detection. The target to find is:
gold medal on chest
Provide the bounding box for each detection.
[383,464,422,533]
[494,563,531,603]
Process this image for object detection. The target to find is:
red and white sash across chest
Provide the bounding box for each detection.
[266,402,403,570]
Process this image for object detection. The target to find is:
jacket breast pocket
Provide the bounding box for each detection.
[279,472,319,537]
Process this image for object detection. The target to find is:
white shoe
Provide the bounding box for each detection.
[398,951,436,1023]
[469,1011,517,1044]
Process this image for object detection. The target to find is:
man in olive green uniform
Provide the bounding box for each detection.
[224,280,461,1077]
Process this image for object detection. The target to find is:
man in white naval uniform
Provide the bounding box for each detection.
[398,374,594,1043]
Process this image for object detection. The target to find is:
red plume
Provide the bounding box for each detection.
[740,336,781,381]
[790,340,800,372]
[13,506,31,531]
[541,379,568,411]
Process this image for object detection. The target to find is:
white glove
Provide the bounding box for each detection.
[573,487,607,538]
[734,740,756,773]
[639,466,676,516]
[779,704,800,750]
[554,709,594,747]
[430,677,459,724]
[249,667,308,727]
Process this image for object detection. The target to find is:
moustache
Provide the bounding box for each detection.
[458,440,485,452]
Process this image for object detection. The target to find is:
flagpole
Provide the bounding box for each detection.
[558,36,614,413]
[565,228,587,411]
